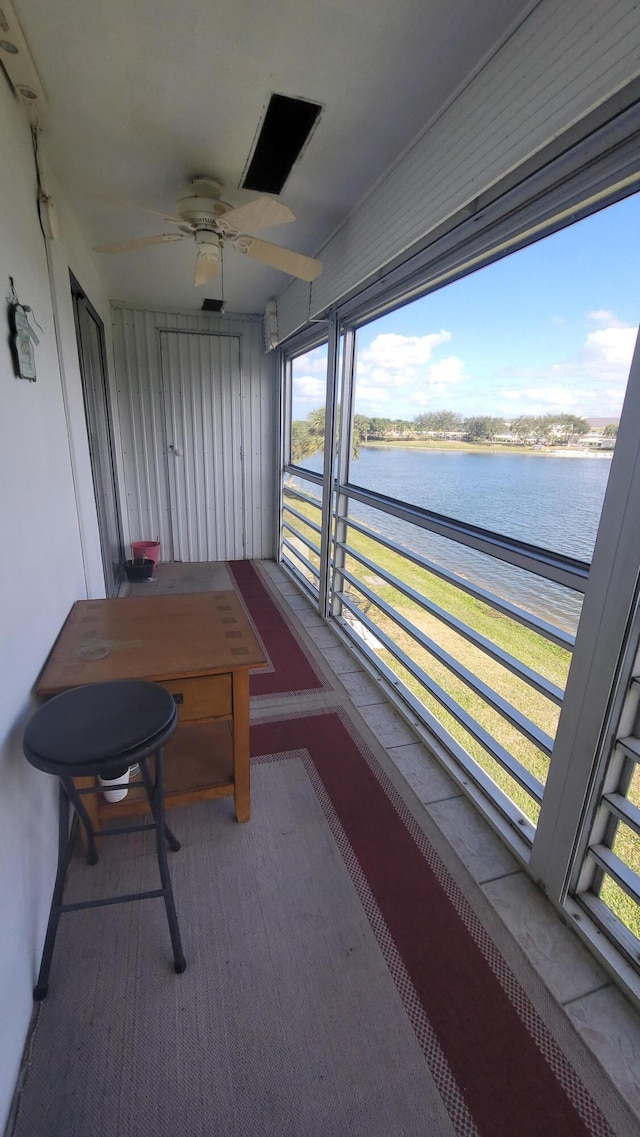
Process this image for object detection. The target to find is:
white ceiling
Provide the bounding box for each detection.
[16,0,534,314]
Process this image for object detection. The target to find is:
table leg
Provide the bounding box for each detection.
[232,669,250,822]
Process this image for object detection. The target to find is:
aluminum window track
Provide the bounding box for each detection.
[337,539,564,705]
[602,792,640,839]
[284,463,323,486]
[618,735,640,764]
[282,540,320,580]
[339,574,554,757]
[281,521,321,560]
[282,503,323,535]
[333,612,537,845]
[280,558,319,601]
[342,514,574,649]
[338,589,544,804]
[341,483,589,592]
[283,484,323,507]
[589,844,640,907]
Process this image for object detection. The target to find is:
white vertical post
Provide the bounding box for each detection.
[331,325,357,618]
[275,350,289,565]
[531,328,640,899]
[319,316,340,619]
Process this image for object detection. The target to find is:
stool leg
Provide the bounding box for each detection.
[62,777,98,866]
[139,758,181,852]
[143,752,186,974]
[34,782,71,1001]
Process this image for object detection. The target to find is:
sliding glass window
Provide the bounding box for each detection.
[278,182,640,988]
[333,194,640,839]
[281,343,328,594]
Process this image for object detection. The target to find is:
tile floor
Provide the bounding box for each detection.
[256,558,640,1121]
[124,557,640,1121]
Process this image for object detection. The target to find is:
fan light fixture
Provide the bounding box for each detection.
[194,230,220,287]
[92,175,323,287]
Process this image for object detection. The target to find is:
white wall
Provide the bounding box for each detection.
[277,0,640,339]
[0,82,112,1129]
[111,305,277,561]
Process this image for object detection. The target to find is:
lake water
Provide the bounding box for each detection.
[292,447,614,634]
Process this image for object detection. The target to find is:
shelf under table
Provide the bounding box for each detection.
[94,719,234,822]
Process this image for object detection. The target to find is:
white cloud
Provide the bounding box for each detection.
[351,314,636,421]
[428,356,464,388]
[292,375,325,401]
[494,314,637,418]
[409,357,465,405]
[354,331,463,418]
[585,327,637,369]
[356,339,465,416]
[359,331,451,371]
[502,386,586,408]
[587,308,616,322]
[586,309,629,328]
[354,385,391,405]
[291,373,326,419]
[293,346,327,375]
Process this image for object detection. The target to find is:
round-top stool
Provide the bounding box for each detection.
[24,679,187,1000]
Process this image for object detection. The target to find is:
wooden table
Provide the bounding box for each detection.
[36,591,267,829]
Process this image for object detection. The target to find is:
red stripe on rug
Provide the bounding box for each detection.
[251,713,608,1137]
[228,560,325,695]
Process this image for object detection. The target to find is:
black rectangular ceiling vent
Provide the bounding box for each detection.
[242,94,322,195]
[201,298,224,312]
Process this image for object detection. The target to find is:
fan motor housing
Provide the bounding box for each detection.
[176,195,227,227]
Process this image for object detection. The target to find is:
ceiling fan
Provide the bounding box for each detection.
[92,176,323,287]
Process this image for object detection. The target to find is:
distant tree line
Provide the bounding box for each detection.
[291,407,618,462]
[411,411,593,443]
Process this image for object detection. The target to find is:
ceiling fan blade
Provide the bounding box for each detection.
[235,236,322,282]
[220,197,295,234]
[194,250,220,287]
[93,234,187,253]
[90,193,185,225]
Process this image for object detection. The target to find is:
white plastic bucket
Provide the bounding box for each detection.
[98,767,131,803]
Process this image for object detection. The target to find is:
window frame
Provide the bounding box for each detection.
[278,96,640,1001]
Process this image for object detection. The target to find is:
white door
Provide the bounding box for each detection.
[159,330,245,561]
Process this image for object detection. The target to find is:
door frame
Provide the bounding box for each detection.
[70,272,125,596]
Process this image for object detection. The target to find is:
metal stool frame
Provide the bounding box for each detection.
[34,742,186,1002]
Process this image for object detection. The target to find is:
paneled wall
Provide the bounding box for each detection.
[277,0,640,339]
[111,306,277,562]
[0,84,114,1131]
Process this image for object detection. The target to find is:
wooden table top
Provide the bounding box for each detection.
[36,591,268,695]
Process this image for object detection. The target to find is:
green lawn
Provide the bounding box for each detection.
[282,489,640,940]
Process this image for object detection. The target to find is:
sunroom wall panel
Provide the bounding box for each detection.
[277,0,640,339]
[0,86,114,1133]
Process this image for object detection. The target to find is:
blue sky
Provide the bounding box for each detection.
[292,191,640,422]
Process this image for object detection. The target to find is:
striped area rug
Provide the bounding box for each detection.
[10,562,635,1137]
[11,707,633,1137]
[229,562,633,1135]
[251,708,626,1137]
[228,559,332,699]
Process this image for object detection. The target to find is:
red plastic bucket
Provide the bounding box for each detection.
[131,540,160,567]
